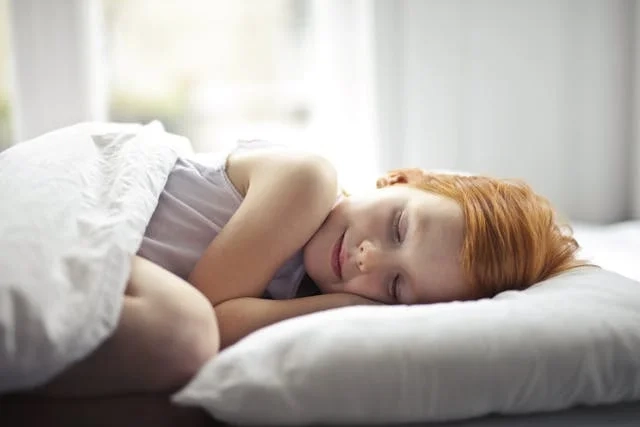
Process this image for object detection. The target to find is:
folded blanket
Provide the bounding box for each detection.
[0,122,188,394]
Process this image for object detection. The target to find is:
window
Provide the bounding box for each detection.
[103,0,313,153]
[0,0,13,150]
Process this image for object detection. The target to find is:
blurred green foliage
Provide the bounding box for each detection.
[108,87,189,135]
[0,0,12,150]
[0,93,12,150]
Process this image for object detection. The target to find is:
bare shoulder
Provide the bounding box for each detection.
[188,145,338,304]
[225,146,337,199]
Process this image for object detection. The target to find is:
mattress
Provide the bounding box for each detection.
[571,220,640,283]
[209,401,640,426]
[215,401,640,427]
[365,401,640,427]
[4,396,638,427]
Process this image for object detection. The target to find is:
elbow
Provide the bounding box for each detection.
[170,298,221,387]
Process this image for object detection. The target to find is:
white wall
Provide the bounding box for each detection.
[372,0,637,223]
[9,0,106,142]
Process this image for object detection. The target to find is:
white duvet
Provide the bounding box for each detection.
[0,122,187,394]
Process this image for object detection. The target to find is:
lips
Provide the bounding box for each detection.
[331,232,345,280]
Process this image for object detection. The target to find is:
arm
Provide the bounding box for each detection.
[215,293,378,349]
[188,148,338,305]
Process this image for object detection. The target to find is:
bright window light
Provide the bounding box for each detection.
[102,0,313,153]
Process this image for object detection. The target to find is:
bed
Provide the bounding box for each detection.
[2,395,640,427]
[571,221,640,283]
[5,221,639,427]
[1,123,639,427]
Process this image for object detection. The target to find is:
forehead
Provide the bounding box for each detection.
[404,187,468,303]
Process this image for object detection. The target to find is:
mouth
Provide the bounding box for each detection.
[331,232,345,280]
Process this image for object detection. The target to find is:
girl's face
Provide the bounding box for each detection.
[303,185,469,304]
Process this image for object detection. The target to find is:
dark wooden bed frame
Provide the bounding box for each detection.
[0,393,222,427]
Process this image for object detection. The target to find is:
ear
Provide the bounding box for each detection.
[376,170,409,188]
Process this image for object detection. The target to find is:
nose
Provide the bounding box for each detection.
[355,239,385,273]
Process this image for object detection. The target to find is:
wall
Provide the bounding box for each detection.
[372,0,637,223]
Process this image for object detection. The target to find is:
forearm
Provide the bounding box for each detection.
[214,293,372,349]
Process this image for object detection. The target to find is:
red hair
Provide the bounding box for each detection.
[376,169,590,298]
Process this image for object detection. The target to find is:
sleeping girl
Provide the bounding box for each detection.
[37,139,588,398]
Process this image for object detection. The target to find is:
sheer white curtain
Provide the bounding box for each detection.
[320,0,639,223]
[305,0,380,192]
[9,0,106,142]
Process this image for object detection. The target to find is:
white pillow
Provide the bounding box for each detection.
[172,266,640,425]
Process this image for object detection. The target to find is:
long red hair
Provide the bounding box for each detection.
[376,168,590,298]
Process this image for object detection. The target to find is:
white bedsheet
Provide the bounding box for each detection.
[0,122,187,394]
[572,221,640,282]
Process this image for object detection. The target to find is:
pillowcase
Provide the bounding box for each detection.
[172,266,640,425]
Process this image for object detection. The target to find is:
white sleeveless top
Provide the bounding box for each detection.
[137,140,306,300]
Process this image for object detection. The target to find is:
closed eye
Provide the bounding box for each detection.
[388,274,401,301]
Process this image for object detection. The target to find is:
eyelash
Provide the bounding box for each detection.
[390,210,404,301]
[391,275,401,301]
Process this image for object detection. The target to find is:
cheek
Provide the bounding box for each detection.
[350,206,389,237]
[309,208,341,250]
[303,208,345,284]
